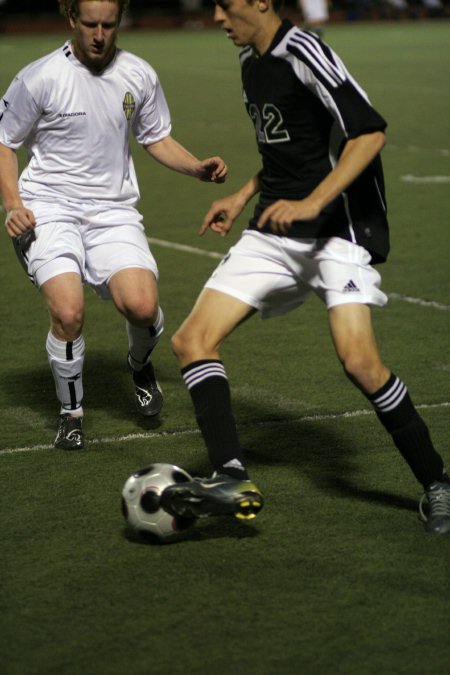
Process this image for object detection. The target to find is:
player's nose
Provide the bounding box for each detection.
[214,5,225,23]
[93,24,104,41]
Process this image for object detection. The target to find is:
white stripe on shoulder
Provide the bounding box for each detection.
[292,38,344,86]
[291,32,347,83]
[273,27,347,89]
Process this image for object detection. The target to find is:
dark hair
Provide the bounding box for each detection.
[58,0,130,20]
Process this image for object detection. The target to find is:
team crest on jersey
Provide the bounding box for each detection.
[123,92,135,121]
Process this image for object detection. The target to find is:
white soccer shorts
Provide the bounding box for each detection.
[205,230,387,319]
[19,199,158,299]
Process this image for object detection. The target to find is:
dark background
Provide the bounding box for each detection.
[1,1,446,16]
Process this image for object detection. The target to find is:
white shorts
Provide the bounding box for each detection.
[205,230,387,319]
[19,199,158,299]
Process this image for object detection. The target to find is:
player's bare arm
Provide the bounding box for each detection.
[0,143,36,237]
[144,135,227,183]
[257,131,386,234]
[199,172,261,237]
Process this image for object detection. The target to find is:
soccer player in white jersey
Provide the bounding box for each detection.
[160,0,450,534]
[0,0,227,450]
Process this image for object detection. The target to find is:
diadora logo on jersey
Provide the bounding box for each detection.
[123,91,135,121]
[343,280,360,293]
[58,112,87,118]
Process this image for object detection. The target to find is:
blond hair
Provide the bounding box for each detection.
[58,0,130,20]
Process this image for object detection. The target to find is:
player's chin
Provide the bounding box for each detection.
[226,32,244,46]
[87,54,107,70]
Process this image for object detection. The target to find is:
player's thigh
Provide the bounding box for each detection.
[173,288,255,361]
[40,272,85,327]
[323,240,385,365]
[328,303,389,391]
[328,303,380,359]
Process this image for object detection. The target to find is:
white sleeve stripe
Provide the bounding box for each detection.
[288,43,341,89]
[291,34,347,82]
[288,34,347,88]
[281,50,347,133]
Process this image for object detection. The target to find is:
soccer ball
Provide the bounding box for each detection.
[121,463,196,543]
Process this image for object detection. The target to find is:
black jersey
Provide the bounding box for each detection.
[241,20,390,263]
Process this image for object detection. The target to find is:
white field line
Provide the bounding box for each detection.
[1,401,448,456]
[148,237,450,312]
[148,237,222,260]
[384,145,449,157]
[400,175,450,184]
[387,293,450,312]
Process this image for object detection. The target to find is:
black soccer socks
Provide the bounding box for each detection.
[181,360,249,479]
[368,373,445,488]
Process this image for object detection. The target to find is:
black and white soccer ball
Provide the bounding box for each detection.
[121,463,195,543]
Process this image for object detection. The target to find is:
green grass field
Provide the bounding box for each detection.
[1,20,449,675]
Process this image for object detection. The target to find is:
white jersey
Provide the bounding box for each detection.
[0,41,172,205]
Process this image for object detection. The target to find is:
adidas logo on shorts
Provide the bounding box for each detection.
[343,279,360,293]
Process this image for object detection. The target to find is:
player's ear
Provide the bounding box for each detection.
[68,12,77,29]
[257,0,271,13]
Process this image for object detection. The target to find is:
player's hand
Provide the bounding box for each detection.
[5,206,36,238]
[199,193,245,237]
[257,198,321,234]
[196,157,228,183]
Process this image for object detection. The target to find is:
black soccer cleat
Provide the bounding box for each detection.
[419,481,450,534]
[130,359,164,417]
[160,473,264,521]
[54,414,84,450]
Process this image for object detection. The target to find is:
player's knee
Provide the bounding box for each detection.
[52,306,84,341]
[171,326,204,362]
[341,353,387,393]
[171,328,189,361]
[122,298,159,326]
[341,352,364,379]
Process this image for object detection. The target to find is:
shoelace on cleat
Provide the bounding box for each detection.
[419,485,450,522]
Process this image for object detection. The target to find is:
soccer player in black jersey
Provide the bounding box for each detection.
[161,0,450,533]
